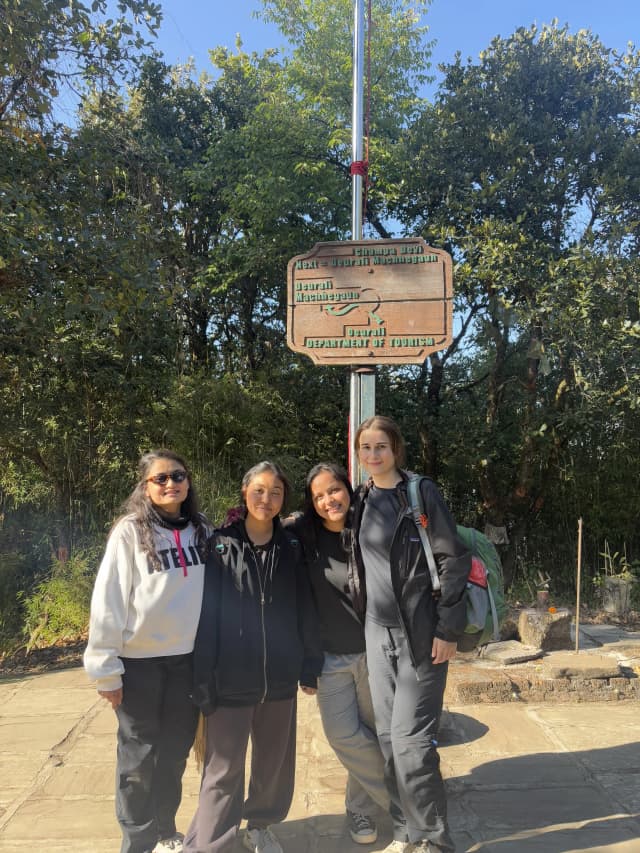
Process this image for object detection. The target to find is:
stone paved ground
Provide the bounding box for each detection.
[1,621,639,852]
[1,668,640,851]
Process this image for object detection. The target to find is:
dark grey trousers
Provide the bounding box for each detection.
[184,697,297,853]
[115,654,199,853]
[365,621,454,851]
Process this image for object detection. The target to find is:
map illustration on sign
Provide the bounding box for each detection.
[286,238,453,365]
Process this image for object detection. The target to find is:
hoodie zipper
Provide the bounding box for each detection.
[173,529,188,577]
[362,481,422,676]
[251,545,269,703]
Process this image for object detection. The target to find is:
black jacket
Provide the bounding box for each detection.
[348,471,470,675]
[192,518,324,715]
[285,515,366,655]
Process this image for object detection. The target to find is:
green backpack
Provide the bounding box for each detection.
[407,475,506,652]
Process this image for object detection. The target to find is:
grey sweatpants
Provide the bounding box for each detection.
[316,652,389,816]
[365,620,455,851]
[184,697,296,853]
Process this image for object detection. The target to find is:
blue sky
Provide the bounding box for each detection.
[154,0,638,89]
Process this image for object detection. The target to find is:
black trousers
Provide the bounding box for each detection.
[115,654,199,853]
[184,697,297,853]
[365,621,454,851]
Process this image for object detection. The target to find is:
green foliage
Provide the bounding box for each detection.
[21,551,97,649]
[0,0,161,128]
[260,0,434,234]
[0,551,30,647]
[396,24,640,585]
[595,542,639,582]
[1,2,640,645]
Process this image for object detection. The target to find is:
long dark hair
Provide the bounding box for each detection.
[117,449,208,571]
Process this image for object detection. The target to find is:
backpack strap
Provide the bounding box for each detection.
[407,475,441,593]
[487,582,500,641]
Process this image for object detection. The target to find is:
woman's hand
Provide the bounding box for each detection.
[431,637,457,665]
[98,688,123,709]
[299,685,317,696]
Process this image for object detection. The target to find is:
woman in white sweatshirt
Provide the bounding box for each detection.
[84,449,210,853]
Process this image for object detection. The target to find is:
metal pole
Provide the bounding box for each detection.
[575,517,583,652]
[348,0,375,484]
[351,0,365,241]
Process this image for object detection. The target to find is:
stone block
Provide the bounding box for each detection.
[479,640,543,665]
[603,641,640,662]
[518,607,572,650]
[499,615,519,640]
[541,651,621,680]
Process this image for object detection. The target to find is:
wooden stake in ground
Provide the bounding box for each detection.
[575,517,583,653]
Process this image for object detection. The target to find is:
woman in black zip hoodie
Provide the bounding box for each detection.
[349,417,470,853]
[184,461,323,853]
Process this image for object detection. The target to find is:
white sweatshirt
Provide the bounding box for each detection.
[83,515,206,691]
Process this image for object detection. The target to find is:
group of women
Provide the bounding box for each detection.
[84,416,471,853]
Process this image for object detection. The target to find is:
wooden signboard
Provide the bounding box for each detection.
[286,238,453,365]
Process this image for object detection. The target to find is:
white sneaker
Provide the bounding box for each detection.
[347,810,378,844]
[242,826,283,853]
[382,842,413,853]
[154,833,184,853]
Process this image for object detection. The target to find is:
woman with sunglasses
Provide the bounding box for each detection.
[348,416,470,853]
[84,449,210,853]
[286,462,389,847]
[185,461,323,853]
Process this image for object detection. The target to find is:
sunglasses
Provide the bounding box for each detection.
[147,470,188,486]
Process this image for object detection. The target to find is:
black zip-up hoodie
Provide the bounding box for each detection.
[192,518,324,715]
[347,471,470,676]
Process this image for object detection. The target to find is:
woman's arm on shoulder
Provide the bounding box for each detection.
[191,539,225,714]
[291,538,324,690]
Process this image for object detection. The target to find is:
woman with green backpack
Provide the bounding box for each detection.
[347,416,470,853]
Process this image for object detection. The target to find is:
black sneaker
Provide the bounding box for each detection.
[347,810,378,844]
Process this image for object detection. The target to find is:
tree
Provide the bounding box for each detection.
[260,0,434,236]
[0,0,165,560]
[0,0,160,128]
[397,25,640,584]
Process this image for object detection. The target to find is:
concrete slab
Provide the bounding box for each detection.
[601,642,640,663]
[528,704,639,750]
[462,823,640,853]
[0,716,78,751]
[541,651,621,679]
[1,798,122,841]
[0,687,96,717]
[38,763,115,797]
[83,702,118,734]
[67,730,117,763]
[572,624,603,649]
[577,624,640,645]
[480,641,543,665]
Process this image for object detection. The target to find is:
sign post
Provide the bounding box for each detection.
[286,235,454,478]
[285,3,455,484]
[349,0,371,483]
[287,238,453,365]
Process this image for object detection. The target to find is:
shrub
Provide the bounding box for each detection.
[0,551,30,649]
[22,550,98,650]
